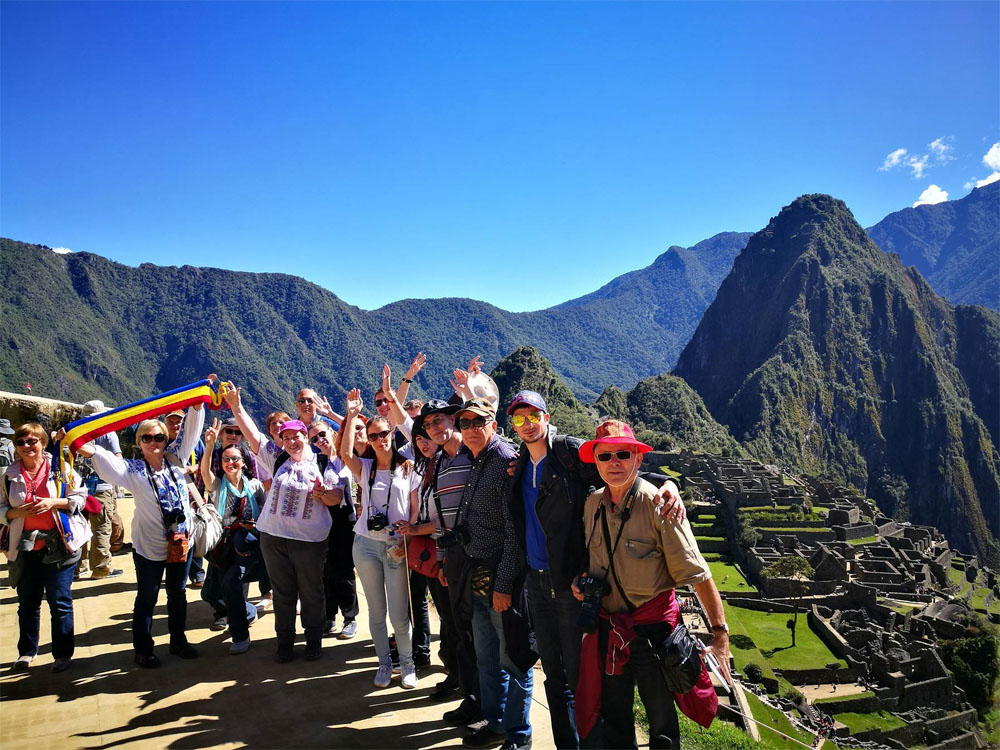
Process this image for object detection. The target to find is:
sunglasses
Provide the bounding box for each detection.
[14,438,40,448]
[296,397,314,404]
[510,412,543,428]
[140,434,168,444]
[367,429,391,440]
[595,450,635,463]
[423,415,448,429]
[223,428,242,436]
[374,398,388,408]
[457,416,490,430]
[309,430,329,443]
[221,456,243,464]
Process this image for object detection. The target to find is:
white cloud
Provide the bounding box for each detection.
[51,247,73,254]
[983,142,1000,171]
[913,184,948,207]
[880,148,908,171]
[974,172,1000,189]
[878,147,929,177]
[928,137,954,162]
[907,154,929,178]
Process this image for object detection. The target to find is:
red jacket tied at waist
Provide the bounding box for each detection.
[575,589,718,739]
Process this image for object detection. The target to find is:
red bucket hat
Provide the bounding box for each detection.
[579,420,653,463]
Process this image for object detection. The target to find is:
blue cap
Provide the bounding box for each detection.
[506,390,547,415]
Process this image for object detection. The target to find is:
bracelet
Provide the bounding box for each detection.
[711,623,729,634]
[402,377,413,384]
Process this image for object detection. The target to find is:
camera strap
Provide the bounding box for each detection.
[598,481,639,612]
[144,459,187,537]
[365,459,392,521]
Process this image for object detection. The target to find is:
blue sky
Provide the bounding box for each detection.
[2,1,997,312]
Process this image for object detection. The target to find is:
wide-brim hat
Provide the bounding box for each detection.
[579,420,653,463]
[0,418,13,435]
[82,400,110,416]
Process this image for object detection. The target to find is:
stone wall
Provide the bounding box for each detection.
[779,666,849,685]
[834,523,878,541]
[0,390,83,429]
[925,731,979,750]
[814,693,881,715]
[901,676,954,710]
[809,606,850,660]
[762,577,840,598]
[725,597,798,613]
[922,709,977,744]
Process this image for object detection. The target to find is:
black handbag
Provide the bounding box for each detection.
[651,622,702,694]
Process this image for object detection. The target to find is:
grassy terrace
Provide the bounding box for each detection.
[709,560,757,593]
[659,465,683,479]
[744,691,814,750]
[836,710,905,733]
[723,603,844,671]
[815,691,874,705]
[848,536,879,545]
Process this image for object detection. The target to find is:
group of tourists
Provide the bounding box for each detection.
[1,354,733,750]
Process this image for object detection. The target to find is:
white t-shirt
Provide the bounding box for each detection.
[254,438,331,543]
[353,457,411,542]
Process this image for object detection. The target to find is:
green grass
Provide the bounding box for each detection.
[815,691,874,704]
[696,536,727,543]
[757,527,830,533]
[848,536,878,545]
[660,465,683,479]
[947,565,968,589]
[970,587,995,612]
[709,560,758,593]
[744,691,814,750]
[723,603,844,671]
[635,691,772,750]
[836,710,905,733]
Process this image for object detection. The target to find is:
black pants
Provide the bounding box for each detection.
[324,506,359,621]
[597,620,679,750]
[442,573,480,704]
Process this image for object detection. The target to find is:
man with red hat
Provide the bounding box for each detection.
[505,390,686,750]
[573,419,730,749]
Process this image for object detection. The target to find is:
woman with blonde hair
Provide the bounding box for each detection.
[74,404,205,668]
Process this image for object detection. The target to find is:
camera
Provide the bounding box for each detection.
[368,513,389,532]
[164,508,186,527]
[577,573,611,634]
[436,525,470,549]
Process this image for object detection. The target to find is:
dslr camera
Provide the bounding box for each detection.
[164,507,186,528]
[436,524,470,549]
[367,512,389,532]
[577,573,611,634]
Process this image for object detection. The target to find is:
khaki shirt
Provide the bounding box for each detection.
[583,478,712,614]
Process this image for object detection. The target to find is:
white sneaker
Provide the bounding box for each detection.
[211,616,228,631]
[255,595,273,612]
[12,654,35,672]
[400,662,418,689]
[373,663,393,689]
[230,638,251,655]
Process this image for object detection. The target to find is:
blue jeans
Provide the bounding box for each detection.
[16,549,75,659]
[526,569,582,749]
[133,551,193,656]
[471,592,533,745]
[352,534,412,667]
[188,553,206,584]
[222,549,264,642]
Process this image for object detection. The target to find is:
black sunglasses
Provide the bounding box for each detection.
[457,416,490,430]
[223,428,242,436]
[374,398,389,407]
[367,429,391,440]
[296,397,314,404]
[14,438,40,448]
[595,450,634,462]
[140,434,168,444]
[310,430,329,443]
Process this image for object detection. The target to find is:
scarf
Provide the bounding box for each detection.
[216,475,259,522]
[144,460,188,535]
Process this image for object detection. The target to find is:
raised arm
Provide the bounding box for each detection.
[341,389,365,480]
[200,418,221,493]
[315,396,345,426]
[168,403,205,465]
[395,352,426,405]
[381,365,409,432]
[222,383,264,455]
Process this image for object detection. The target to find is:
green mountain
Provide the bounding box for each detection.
[674,194,1000,566]
[866,181,999,310]
[0,231,747,413]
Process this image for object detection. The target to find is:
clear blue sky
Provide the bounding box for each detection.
[3,1,997,312]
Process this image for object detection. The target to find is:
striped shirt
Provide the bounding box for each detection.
[431,447,472,531]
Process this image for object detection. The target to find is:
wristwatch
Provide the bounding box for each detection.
[711,623,729,634]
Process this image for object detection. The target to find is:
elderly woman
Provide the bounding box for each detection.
[1,423,87,673]
[224,385,342,663]
[200,420,267,655]
[74,404,205,668]
[342,388,417,689]
[573,420,731,749]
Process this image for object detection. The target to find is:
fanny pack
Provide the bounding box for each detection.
[650,622,702,694]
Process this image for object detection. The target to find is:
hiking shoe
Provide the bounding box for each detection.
[337,619,357,640]
[134,653,161,669]
[169,643,198,659]
[52,657,72,673]
[305,641,322,661]
[230,638,251,656]
[373,663,393,688]
[275,644,294,663]
[322,619,337,636]
[211,616,229,631]
[462,726,505,748]
[400,662,418,689]
[444,700,482,726]
[12,654,35,672]
[92,568,124,579]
